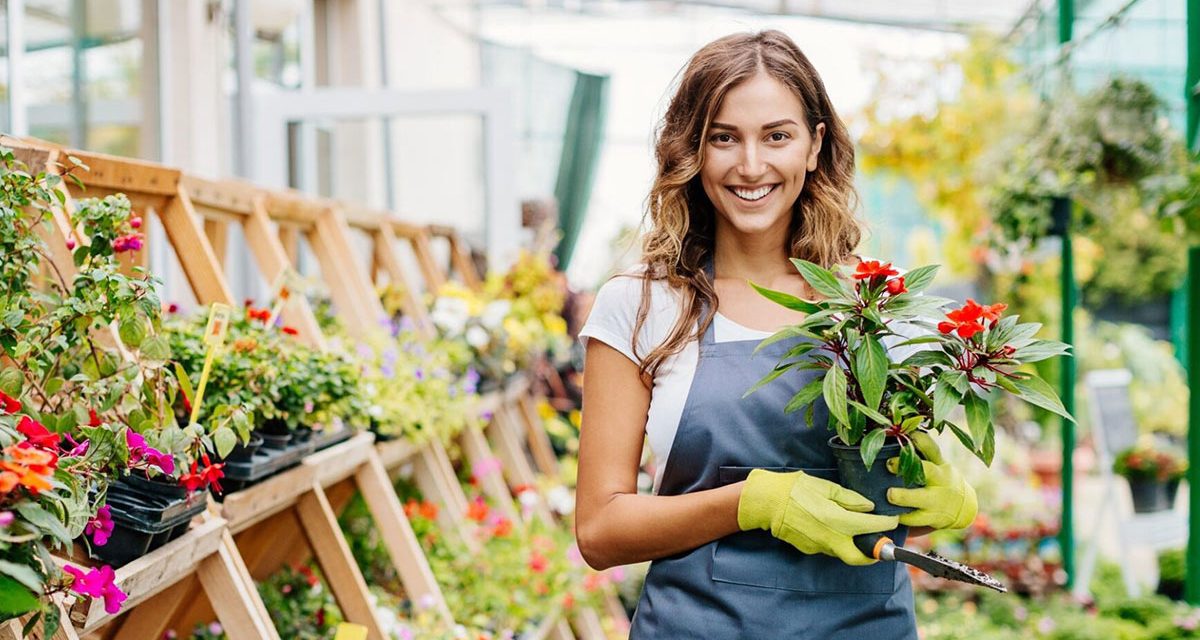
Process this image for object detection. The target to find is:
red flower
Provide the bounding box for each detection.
[853,260,900,281]
[298,565,319,588]
[281,326,299,336]
[529,551,548,573]
[885,276,907,296]
[166,302,180,314]
[492,516,513,538]
[66,238,77,251]
[179,454,224,494]
[88,409,102,427]
[247,308,271,323]
[0,390,21,414]
[937,299,986,339]
[980,302,1008,324]
[17,416,60,450]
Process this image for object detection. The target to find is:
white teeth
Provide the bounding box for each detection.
[732,185,774,201]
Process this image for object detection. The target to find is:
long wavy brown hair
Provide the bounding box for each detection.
[629,30,862,382]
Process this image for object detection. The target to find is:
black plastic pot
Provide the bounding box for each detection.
[293,426,314,444]
[224,432,264,463]
[1128,477,1172,514]
[256,428,293,451]
[93,476,208,567]
[829,436,915,516]
[1167,478,1181,507]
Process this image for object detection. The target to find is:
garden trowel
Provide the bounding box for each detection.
[854,532,1007,592]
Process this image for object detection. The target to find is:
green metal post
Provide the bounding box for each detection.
[1184,0,1200,606]
[1057,0,1076,591]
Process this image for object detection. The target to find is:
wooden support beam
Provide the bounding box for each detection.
[517,393,561,478]
[159,185,235,305]
[196,532,281,640]
[295,485,389,640]
[458,424,518,521]
[241,197,326,348]
[112,576,195,640]
[354,453,452,623]
[204,219,229,267]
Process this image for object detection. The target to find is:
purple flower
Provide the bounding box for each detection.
[86,505,114,546]
[415,368,425,381]
[480,410,494,422]
[0,511,13,527]
[399,317,415,333]
[356,344,374,361]
[64,564,127,614]
[464,367,481,394]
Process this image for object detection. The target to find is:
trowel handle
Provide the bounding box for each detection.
[854,532,894,561]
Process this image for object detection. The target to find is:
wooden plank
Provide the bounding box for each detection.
[204,219,229,267]
[61,149,181,196]
[218,530,278,637]
[458,425,518,521]
[570,608,607,640]
[220,463,319,534]
[181,175,258,216]
[278,226,300,265]
[398,224,445,293]
[517,393,561,477]
[354,452,452,623]
[196,531,280,640]
[305,433,373,487]
[242,197,326,348]
[412,441,473,547]
[159,185,235,305]
[303,210,376,335]
[374,225,433,335]
[236,507,305,582]
[70,516,226,633]
[111,576,195,640]
[374,438,419,469]
[264,190,325,225]
[295,485,389,640]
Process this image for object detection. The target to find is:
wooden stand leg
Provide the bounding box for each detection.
[197,532,280,640]
[354,453,452,623]
[295,485,388,640]
[570,607,607,640]
[517,394,561,477]
[413,441,473,543]
[458,425,518,520]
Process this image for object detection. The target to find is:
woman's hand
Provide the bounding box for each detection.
[886,432,978,530]
[738,469,899,566]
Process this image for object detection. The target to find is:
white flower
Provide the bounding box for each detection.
[547,485,574,515]
[465,325,491,349]
[368,404,384,418]
[431,297,469,335]
[481,300,511,330]
[518,489,541,509]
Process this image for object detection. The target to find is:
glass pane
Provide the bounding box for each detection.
[23,0,148,156]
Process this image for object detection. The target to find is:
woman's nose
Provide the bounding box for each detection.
[737,142,768,178]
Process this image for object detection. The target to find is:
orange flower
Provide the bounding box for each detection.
[232,338,258,353]
[938,299,986,339]
[980,302,1008,324]
[0,444,58,494]
[466,497,489,523]
[492,517,513,538]
[419,501,439,521]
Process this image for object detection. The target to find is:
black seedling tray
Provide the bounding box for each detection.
[312,425,353,452]
[105,477,208,525]
[92,491,208,567]
[215,436,317,497]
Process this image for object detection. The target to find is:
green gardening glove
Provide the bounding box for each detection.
[738,469,899,566]
[886,432,978,530]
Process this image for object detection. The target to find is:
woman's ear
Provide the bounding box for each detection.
[807,123,826,172]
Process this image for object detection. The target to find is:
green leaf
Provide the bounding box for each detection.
[898,441,926,485]
[0,560,43,593]
[753,326,805,354]
[118,316,147,349]
[140,335,171,362]
[790,259,851,300]
[0,576,39,617]
[15,503,70,547]
[848,399,890,427]
[860,428,888,469]
[213,426,237,459]
[743,361,800,398]
[890,335,944,348]
[784,377,825,414]
[1012,375,1075,421]
[963,392,991,448]
[940,370,969,395]
[901,350,953,368]
[748,282,820,314]
[1011,340,1072,363]
[0,368,23,397]
[933,384,962,427]
[945,422,976,453]
[900,415,924,433]
[899,265,939,293]
[979,423,996,466]
[853,335,887,411]
[823,366,849,428]
[174,361,195,407]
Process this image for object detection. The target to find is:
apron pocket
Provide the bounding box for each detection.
[712,465,899,595]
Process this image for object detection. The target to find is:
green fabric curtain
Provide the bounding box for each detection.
[553,72,609,270]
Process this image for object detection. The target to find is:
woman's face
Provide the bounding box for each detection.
[700,71,825,240]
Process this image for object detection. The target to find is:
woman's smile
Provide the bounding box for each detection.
[728,184,780,204]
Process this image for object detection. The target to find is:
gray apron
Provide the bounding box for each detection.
[628,304,918,639]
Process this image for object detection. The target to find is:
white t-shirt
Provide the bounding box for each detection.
[579,264,928,493]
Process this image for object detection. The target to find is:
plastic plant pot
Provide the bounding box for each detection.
[224,431,264,463]
[1127,477,1171,514]
[256,428,293,451]
[828,435,915,517]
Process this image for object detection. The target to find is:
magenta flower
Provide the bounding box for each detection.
[86,505,114,546]
[0,511,13,527]
[126,430,175,475]
[63,564,127,614]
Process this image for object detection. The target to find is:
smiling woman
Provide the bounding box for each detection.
[575,30,927,640]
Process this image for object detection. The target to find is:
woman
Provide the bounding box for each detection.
[575,31,975,638]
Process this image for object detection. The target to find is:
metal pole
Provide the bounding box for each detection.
[1057,0,1077,591]
[233,0,254,177]
[1184,0,1200,606]
[6,0,27,136]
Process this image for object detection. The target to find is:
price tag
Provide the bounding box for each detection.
[191,303,231,424]
[333,623,367,640]
[267,268,304,327]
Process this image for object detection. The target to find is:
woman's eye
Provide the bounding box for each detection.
[768,132,790,142]
[711,133,734,144]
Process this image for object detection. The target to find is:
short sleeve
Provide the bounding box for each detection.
[579,275,643,365]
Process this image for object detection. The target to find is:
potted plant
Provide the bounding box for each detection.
[750,259,1073,512]
[1113,443,1186,514]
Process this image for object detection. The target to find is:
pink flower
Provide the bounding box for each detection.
[129,216,142,229]
[126,430,175,475]
[63,564,127,614]
[66,238,77,251]
[472,457,502,480]
[86,505,114,546]
[0,511,13,527]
